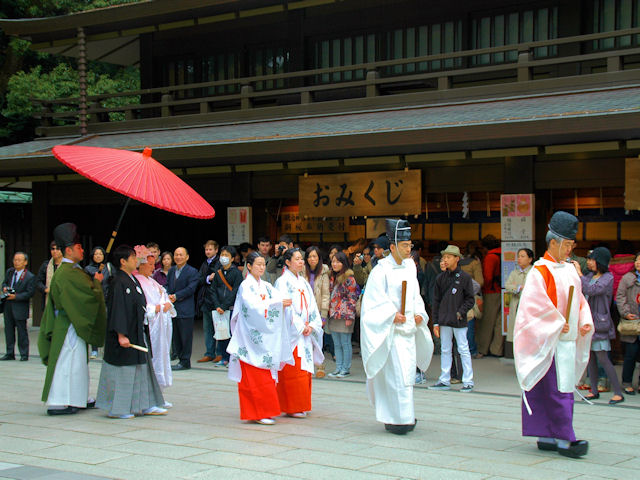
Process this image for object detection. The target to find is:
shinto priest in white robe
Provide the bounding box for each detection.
[274,268,324,374]
[360,255,434,425]
[135,273,176,390]
[227,274,293,382]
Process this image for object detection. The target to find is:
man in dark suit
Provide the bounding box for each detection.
[166,247,200,370]
[1,252,36,361]
[196,240,219,363]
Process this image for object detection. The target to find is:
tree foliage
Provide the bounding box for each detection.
[0,0,142,145]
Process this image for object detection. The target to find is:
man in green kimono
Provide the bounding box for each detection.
[38,223,107,415]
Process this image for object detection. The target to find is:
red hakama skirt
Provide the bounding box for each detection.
[276,347,312,414]
[238,360,281,421]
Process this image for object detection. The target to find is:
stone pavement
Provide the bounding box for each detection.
[0,321,639,479]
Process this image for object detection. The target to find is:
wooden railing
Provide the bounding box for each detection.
[33,27,640,127]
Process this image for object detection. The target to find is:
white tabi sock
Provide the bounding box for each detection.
[538,437,557,445]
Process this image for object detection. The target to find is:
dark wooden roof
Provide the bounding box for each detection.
[1,84,638,178]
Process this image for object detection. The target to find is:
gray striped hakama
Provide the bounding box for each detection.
[96,353,164,416]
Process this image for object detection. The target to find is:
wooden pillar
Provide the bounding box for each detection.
[31,182,49,326]
[503,156,534,359]
[231,173,251,206]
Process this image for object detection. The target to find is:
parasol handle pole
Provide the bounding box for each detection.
[564,286,574,324]
[106,197,132,254]
[400,280,407,315]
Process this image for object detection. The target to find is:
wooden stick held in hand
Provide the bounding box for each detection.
[129,343,148,353]
[564,286,574,324]
[400,280,407,315]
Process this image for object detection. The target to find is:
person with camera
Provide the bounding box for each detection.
[353,246,373,288]
[270,234,295,282]
[1,252,36,361]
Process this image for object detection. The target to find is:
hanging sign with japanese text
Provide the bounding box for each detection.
[281,212,346,234]
[227,206,252,245]
[500,194,535,241]
[299,170,422,217]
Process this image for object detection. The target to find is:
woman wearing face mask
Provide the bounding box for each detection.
[616,251,640,395]
[274,248,324,418]
[227,252,292,425]
[207,246,243,367]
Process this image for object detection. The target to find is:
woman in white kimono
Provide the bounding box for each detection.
[274,248,324,418]
[134,246,175,405]
[227,252,293,425]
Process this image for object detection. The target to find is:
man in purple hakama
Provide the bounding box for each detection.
[521,359,576,442]
[514,212,593,458]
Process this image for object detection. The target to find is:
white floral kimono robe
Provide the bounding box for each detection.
[227,274,293,382]
[135,274,176,390]
[361,255,434,425]
[274,268,324,374]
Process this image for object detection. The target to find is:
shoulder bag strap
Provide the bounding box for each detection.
[218,269,233,291]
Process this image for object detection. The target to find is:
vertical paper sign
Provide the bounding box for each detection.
[500,194,535,336]
[227,207,252,245]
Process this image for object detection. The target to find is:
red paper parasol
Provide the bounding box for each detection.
[52,145,215,251]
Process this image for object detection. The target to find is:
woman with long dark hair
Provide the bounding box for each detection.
[328,251,359,378]
[304,246,332,377]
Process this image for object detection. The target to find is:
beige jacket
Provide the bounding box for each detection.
[306,263,330,320]
[505,265,532,341]
[616,271,640,343]
[460,257,484,287]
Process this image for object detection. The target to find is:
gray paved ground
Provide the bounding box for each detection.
[0,320,639,479]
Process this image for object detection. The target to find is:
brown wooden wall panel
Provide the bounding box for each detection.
[585,222,617,240]
[625,158,640,211]
[425,223,450,241]
[453,223,480,241]
[536,158,624,189]
[621,222,640,240]
[424,164,504,192]
[252,173,298,199]
[481,222,501,238]
[347,224,366,241]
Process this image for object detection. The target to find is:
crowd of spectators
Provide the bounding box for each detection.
[3,230,640,400]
